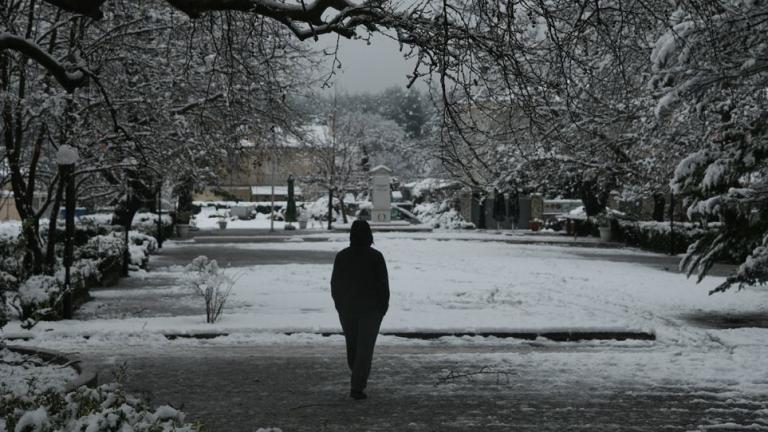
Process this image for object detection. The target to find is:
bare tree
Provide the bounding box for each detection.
[1,0,310,278]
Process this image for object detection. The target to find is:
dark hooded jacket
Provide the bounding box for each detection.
[331,221,389,316]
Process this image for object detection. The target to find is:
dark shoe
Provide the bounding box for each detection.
[350,390,367,400]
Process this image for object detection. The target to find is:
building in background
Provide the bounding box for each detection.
[195,126,329,202]
[0,191,20,221]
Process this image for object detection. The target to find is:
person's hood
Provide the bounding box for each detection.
[350,220,373,247]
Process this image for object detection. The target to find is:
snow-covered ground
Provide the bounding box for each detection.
[193,206,329,230]
[5,236,767,346]
[5,234,768,408]
[0,348,77,397]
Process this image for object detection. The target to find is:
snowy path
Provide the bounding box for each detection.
[82,342,768,431]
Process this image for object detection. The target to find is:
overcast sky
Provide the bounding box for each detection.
[315,31,424,94]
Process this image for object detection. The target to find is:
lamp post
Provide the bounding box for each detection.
[156,176,163,249]
[121,159,135,277]
[328,111,336,231]
[270,126,277,233]
[56,145,78,320]
[669,192,675,256]
[286,174,296,230]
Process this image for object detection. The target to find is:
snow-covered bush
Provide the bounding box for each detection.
[15,275,61,322]
[57,259,102,293]
[0,225,22,330]
[76,231,155,272]
[128,232,158,269]
[1,381,200,432]
[71,216,115,246]
[413,200,474,229]
[616,221,716,255]
[304,196,341,222]
[129,244,149,269]
[39,216,115,250]
[0,225,23,288]
[403,178,461,204]
[0,272,17,330]
[183,256,235,324]
[133,212,173,237]
[77,234,123,262]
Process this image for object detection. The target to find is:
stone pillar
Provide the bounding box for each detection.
[607,191,621,211]
[459,188,473,222]
[641,196,655,220]
[369,165,393,223]
[531,193,544,220]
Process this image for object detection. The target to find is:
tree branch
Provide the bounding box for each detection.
[41,0,107,19]
[0,33,88,93]
[170,92,225,115]
[38,0,384,41]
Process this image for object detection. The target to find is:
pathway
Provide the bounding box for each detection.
[65,231,768,430]
[83,343,768,432]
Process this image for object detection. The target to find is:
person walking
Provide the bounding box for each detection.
[331,220,389,400]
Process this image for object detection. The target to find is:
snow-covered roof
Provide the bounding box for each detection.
[370,165,393,174]
[251,186,302,196]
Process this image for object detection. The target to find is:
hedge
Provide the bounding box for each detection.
[614,220,717,255]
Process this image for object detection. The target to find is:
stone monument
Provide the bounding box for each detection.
[369,165,392,223]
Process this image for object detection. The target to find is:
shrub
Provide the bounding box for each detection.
[133,212,173,237]
[52,259,101,304]
[77,231,157,273]
[76,234,124,262]
[183,256,236,323]
[39,216,115,249]
[413,200,474,229]
[0,229,23,284]
[2,380,200,432]
[615,220,717,255]
[129,232,158,253]
[0,271,17,330]
[15,275,62,323]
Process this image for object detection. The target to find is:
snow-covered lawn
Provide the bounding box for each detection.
[5,235,767,349]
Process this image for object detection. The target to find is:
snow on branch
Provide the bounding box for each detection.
[165,0,383,40]
[0,33,88,93]
[170,93,225,115]
[42,0,382,41]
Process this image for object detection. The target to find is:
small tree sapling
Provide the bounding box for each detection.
[183,256,236,324]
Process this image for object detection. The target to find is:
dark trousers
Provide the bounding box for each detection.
[338,312,383,392]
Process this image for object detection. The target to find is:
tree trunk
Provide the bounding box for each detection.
[327,187,333,230]
[44,178,66,274]
[111,194,143,231]
[20,216,44,275]
[579,180,609,217]
[340,196,348,224]
[652,193,666,222]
